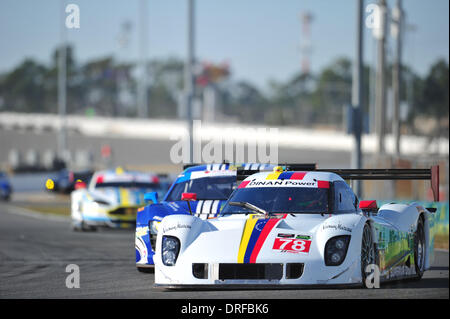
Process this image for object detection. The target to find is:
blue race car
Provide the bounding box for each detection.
[50,169,94,194]
[0,171,12,201]
[135,163,274,272]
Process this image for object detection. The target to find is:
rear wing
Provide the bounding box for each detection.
[235,164,440,202]
[315,166,440,202]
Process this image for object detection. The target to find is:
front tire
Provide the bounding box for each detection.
[71,219,97,232]
[361,223,377,288]
[137,266,154,274]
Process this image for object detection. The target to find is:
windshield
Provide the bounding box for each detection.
[221,187,329,214]
[165,176,236,201]
[95,182,158,189]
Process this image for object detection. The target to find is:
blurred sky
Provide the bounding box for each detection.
[0,0,448,91]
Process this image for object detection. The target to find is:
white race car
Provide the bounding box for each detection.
[153,165,440,288]
[71,168,161,230]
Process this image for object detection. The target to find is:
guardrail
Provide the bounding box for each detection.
[0,112,448,155]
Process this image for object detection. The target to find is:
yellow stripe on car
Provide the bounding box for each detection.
[266,171,282,180]
[119,188,130,206]
[237,215,258,263]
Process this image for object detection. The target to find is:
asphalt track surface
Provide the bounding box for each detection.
[0,203,448,299]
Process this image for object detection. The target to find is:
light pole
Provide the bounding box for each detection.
[351,0,364,198]
[375,0,387,154]
[138,0,149,118]
[185,0,195,164]
[392,0,403,156]
[58,0,67,163]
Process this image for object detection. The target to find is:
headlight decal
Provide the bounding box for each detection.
[148,220,160,252]
[324,235,351,266]
[162,236,180,266]
[149,220,160,234]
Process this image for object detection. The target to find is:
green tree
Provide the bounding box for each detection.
[422,60,449,116]
[0,59,48,112]
[421,59,449,137]
[312,57,352,113]
[226,80,268,124]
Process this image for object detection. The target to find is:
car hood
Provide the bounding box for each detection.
[159,213,363,264]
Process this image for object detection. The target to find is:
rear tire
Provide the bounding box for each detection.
[414,217,425,279]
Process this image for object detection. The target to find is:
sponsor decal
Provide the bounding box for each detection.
[247,180,318,188]
[277,233,295,238]
[162,223,192,233]
[136,226,148,237]
[272,238,312,254]
[295,234,311,240]
[322,223,352,233]
[276,233,311,240]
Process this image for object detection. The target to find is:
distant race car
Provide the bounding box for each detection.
[71,168,161,230]
[0,171,13,201]
[153,165,440,288]
[50,169,94,194]
[135,163,275,272]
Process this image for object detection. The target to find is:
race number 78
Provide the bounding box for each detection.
[273,238,312,253]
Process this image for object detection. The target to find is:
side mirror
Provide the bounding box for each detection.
[181,192,197,216]
[359,200,378,214]
[144,191,159,204]
[74,181,87,190]
[181,192,197,201]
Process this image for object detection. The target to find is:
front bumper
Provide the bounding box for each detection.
[135,226,156,265]
[154,282,362,290]
[76,205,139,228]
[154,258,362,287]
[86,219,136,229]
